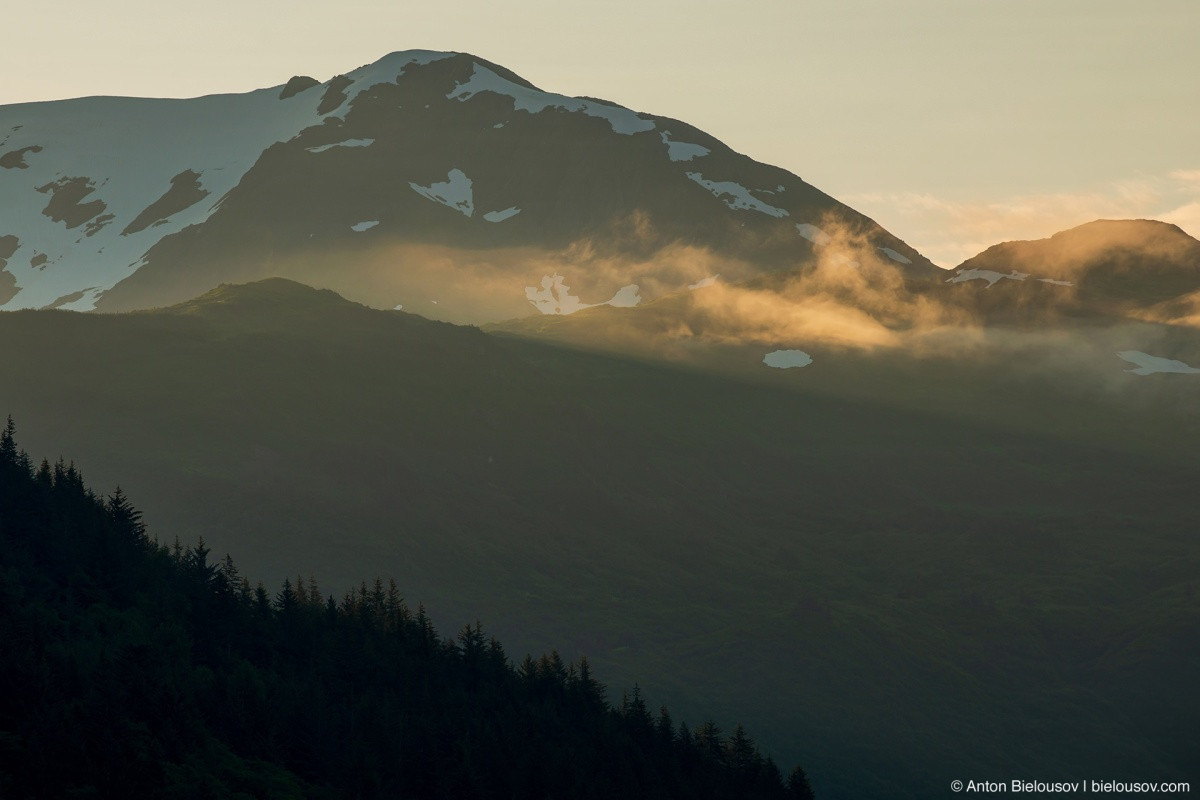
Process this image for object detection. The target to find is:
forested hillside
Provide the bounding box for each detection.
[0,418,815,799]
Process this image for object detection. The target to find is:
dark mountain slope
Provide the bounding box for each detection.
[2,280,1197,798]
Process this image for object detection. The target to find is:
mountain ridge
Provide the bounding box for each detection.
[0,49,937,321]
[941,218,1200,323]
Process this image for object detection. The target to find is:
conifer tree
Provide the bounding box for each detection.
[276,577,298,614]
[0,415,16,463]
[788,765,816,800]
[728,724,758,774]
[107,486,147,541]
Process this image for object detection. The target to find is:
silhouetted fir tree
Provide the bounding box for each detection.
[219,552,240,590]
[0,415,16,462]
[657,705,677,745]
[697,720,725,760]
[275,576,298,614]
[306,574,322,607]
[107,486,146,541]
[622,683,653,736]
[0,419,812,799]
[253,581,271,614]
[728,723,759,775]
[788,765,818,800]
[575,654,607,712]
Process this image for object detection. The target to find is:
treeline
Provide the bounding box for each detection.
[0,418,816,799]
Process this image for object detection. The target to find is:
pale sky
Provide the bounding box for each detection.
[4,0,1197,266]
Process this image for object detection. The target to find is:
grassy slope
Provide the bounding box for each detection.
[3,280,1197,798]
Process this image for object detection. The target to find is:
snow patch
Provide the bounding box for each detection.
[525,274,641,315]
[448,63,655,135]
[409,169,474,217]
[306,138,375,153]
[0,82,351,309]
[795,223,831,246]
[660,131,709,162]
[1116,351,1200,376]
[763,350,813,369]
[607,284,641,307]
[351,220,379,232]
[686,173,788,218]
[318,50,454,117]
[878,247,912,265]
[0,50,457,309]
[688,275,719,290]
[1038,277,1075,286]
[483,206,521,223]
[57,286,105,311]
[946,268,1029,288]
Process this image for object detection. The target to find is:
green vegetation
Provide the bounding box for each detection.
[0,417,814,799]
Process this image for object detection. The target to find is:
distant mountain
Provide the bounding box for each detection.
[0,50,937,321]
[940,219,1200,323]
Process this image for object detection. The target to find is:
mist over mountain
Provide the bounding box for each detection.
[0,50,935,322]
[489,215,1200,395]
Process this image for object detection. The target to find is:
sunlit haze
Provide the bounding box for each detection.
[4,0,1197,266]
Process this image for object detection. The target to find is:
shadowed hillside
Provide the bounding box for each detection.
[2,279,1197,798]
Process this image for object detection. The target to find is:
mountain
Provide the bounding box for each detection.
[939,219,1200,323]
[0,50,937,322]
[2,279,1197,798]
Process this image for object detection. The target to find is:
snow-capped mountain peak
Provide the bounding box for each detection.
[0,50,935,319]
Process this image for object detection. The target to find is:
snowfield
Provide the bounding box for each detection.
[946,269,1029,288]
[685,173,788,218]
[0,49,454,311]
[525,274,641,315]
[763,350,813,369]
[1116,351,1200,375]
[447,63,655,135]
[660,131,710,162]
[483,207,521,223]
[795,224,831,246]
[409,169,474,217]
[878,247,911,265]
[306,138,375,153]
[947,269,1074,289]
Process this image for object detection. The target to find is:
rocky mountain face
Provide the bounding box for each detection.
[0,50,937,322]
